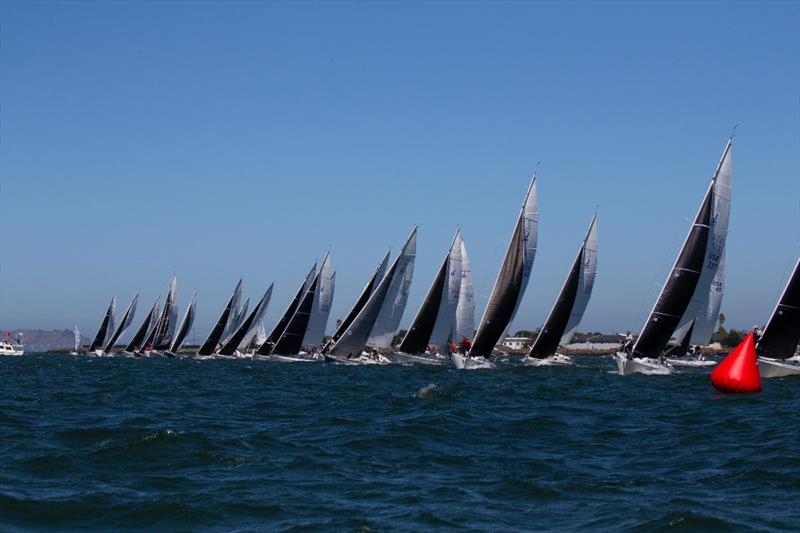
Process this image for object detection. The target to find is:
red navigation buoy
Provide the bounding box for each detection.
[710,332,762,393]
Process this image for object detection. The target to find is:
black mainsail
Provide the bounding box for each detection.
[632,183,713,357]
[125,297,160,353]
[256,264,316,355]
[168,292,196,355]
[218,285,273,356]
[321,251,390,354]
[197,279,242,355]
[102,292,139,353]
[272,274,320,355]
[758,258,800,358]
[528,215,598,358]
[88,295,116,353]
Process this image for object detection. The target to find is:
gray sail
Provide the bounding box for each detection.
[454,238,475,343]
[169,292,197,354]
[303,252,335,348]
[103,293,139,353]
[149,275,178,351]
[330,228,417,357]
[367,237,416,349]
[220,297,249,347]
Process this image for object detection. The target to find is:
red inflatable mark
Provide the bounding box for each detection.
[710,332,762,393]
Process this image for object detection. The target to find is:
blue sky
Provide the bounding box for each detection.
[1,1,798,337]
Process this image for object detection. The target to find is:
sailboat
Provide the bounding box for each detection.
[197,279,242,356]
[141,275,178,356]
[452,172,539,370]
[267,273,321,358]
[124,297,160,355]
[70,323,81,355]
[320,252,390,355]
[454,238,475,346]
[757,257,800,378]
[324,227,417,364]
[166,292,197,356]
[255,264,316,357]
[616,137,733,376]
[87,295,116,356]
[217,285,273,357]
[302,252,336,350]
[99,292,139,355]
[524,214,598,366]
[395,229,464,365]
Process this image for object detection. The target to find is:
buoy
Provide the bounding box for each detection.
[710,332,762,393]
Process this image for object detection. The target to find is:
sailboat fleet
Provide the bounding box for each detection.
[11,135,800,374]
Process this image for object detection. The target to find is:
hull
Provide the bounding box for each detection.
[391,353,447,366]
[261,353,320,363]
[615,353,672,376]
[758,357,800,379]
[0,348,24,356]
[523,353,574,366]
[450,353,495,370]
[323,353,390,365]
[666,356,716,367]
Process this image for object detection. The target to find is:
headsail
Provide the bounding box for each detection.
[303,253,335,348]
[529,214,598,358]
[103,293,139,353]
[73,323,81,352]
[272,274,320,355]
[169,292,197,354]
[125,297,160,353]
[146,275,178,351]
[399,229,462,354]
[673,138,733,345]
[329,228,417,357]
[454,238,475,343]
[469,174,538,357]
[367,234,417,348]
[218,285,273,355]
[321,251,390,354]
[88,295,116,353]
[632,182,713,357]
[758,258,800,358]
[256,264,316,355]
[220,297,249,347]
[197,279,242,355]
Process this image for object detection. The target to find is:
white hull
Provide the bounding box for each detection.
[260,353,320,363]
[523,353,574,366]
[0,348,23,356]
[758,357,800,379]
[615,353,672,375]
[392,353,447,365]
[323,353,391,365]
[450,353,495,370]
[666,357,716,367]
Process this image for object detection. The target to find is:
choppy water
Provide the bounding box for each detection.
[1,354,798,531]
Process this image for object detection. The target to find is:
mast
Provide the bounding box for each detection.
[321,251,390,354]
[758,258,800,358]
[88,295,116,353]
[197,279,242,355]
[103,293,139,353]
[256,263,316,355]
[632,182,714,357]
[169,292,197,354]
[329,227,417,357]
[218,285,273,355]
[125,297,160,353]
[469,174,538,357]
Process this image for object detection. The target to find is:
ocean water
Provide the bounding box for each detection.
[1,354,798,531]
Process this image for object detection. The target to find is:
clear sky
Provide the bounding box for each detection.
[1,1,798,338]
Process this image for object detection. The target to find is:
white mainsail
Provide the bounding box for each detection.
[672,138,732,345]
[367,231,417,348]
[506,173,539,331]
[428,229,464,350]
[303,252,335,348]
[73,323,81,352]
[561,214,599,344]
[454,238,475,343]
